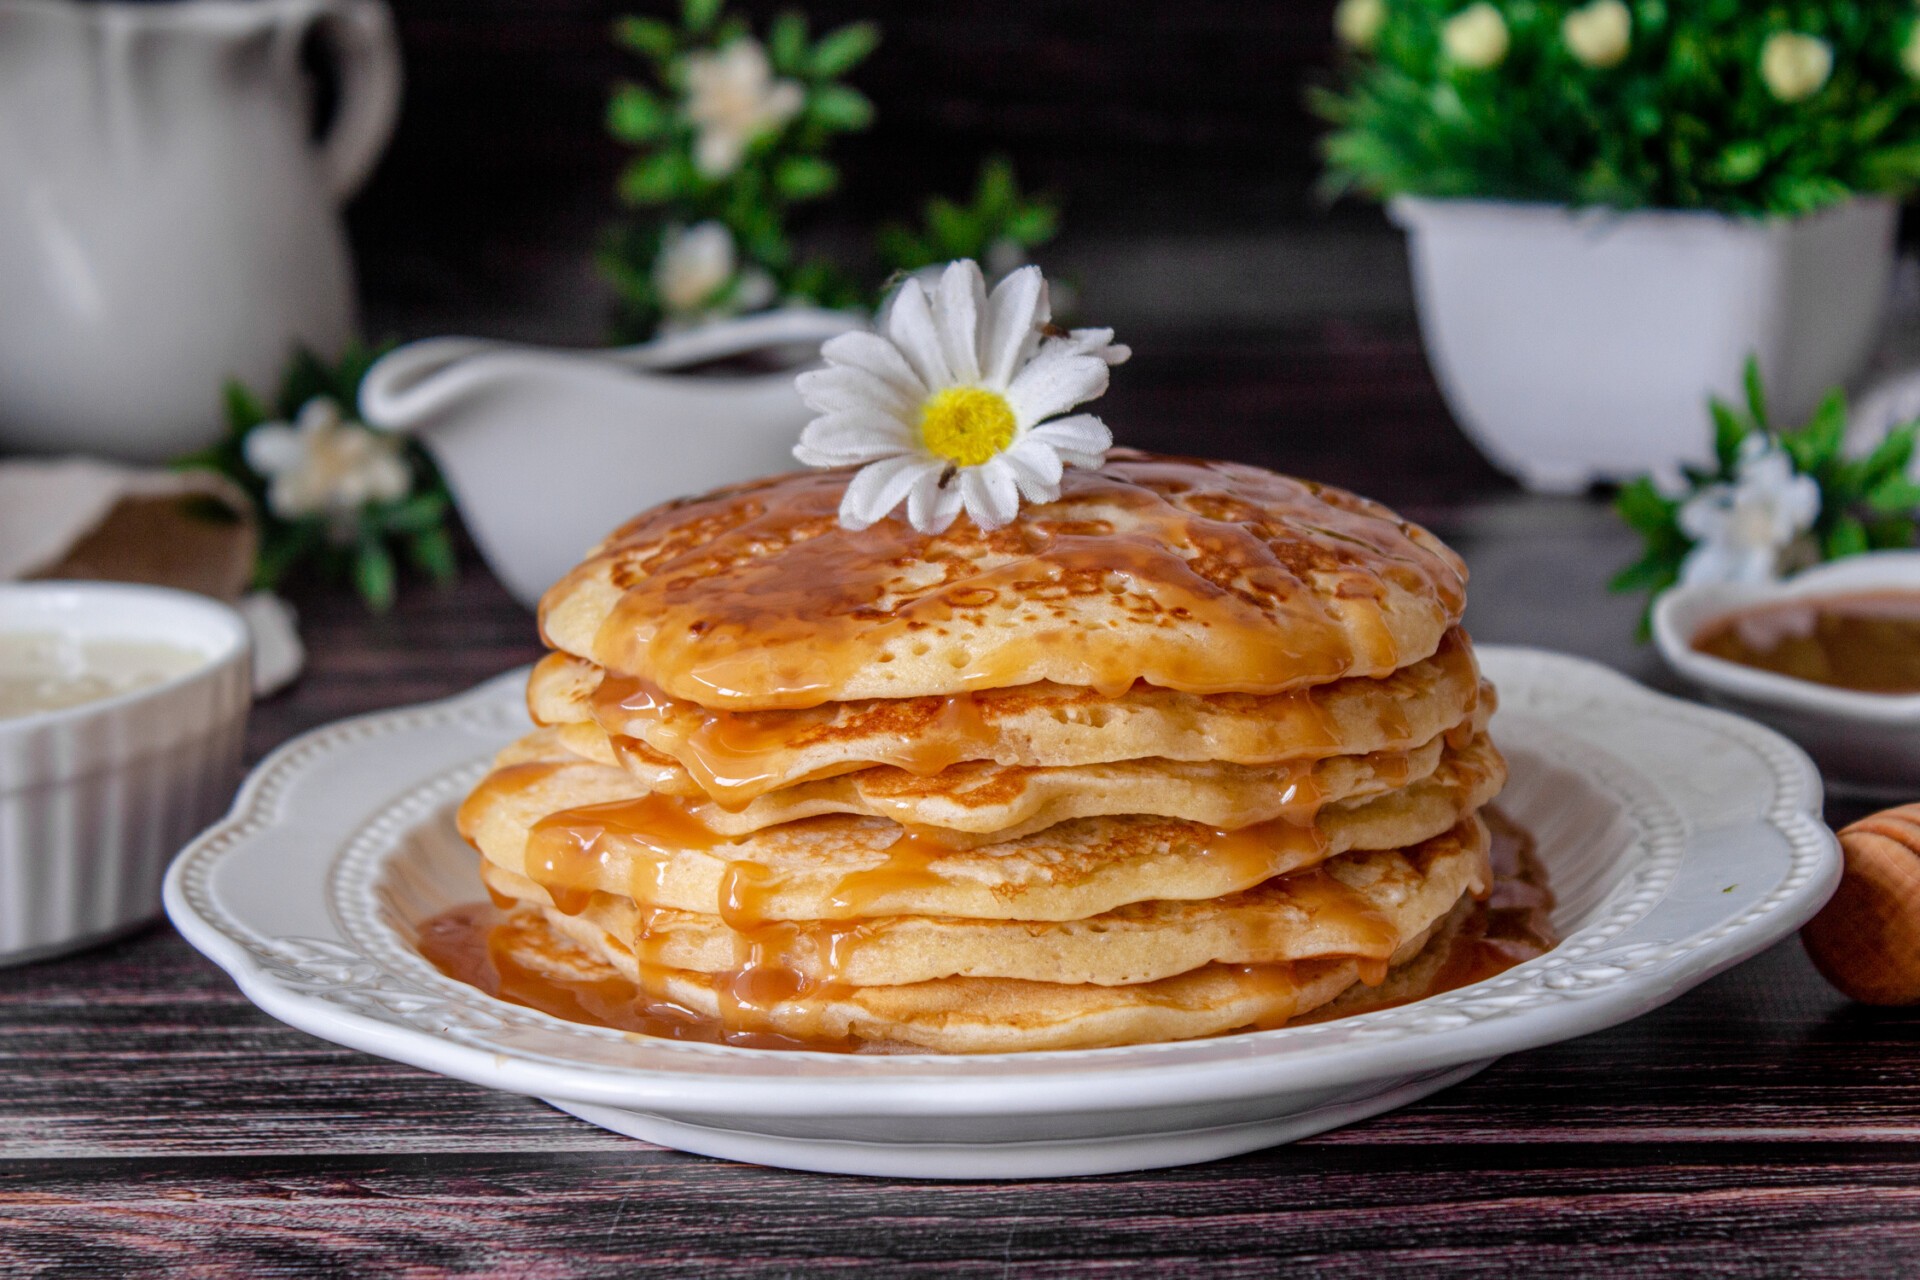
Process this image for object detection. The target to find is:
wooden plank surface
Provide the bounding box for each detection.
[6,326,1919,1275]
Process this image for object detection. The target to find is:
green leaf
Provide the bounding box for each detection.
[1613,476,1679,538]
[1743,356,1769,431]
[769,12,808,74]
[807,84,873,132]
[379,491,448,536]
[353,539,397,614]
[1709,398,1747,472]
[1710,140,1767,185]
[253,523,318,593]
[682,0,723,34]
[607,84,671,142]
[1002,204,1060,246]
[810,21,878,77]
[408,528,459,586]
[1865,473,1920,515]
[1861,424,1918,486]
[617,150,696,204]
[1608,554,1682,595]
[1825,515,1871,561]
[613,16,676,60]
[773,155,838,200]
[1785,389,1848,475]
[223,379,271,433]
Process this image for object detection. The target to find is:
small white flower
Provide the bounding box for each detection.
[654,221,738,314]
[1676,437,1821,587]
[794,260,1129,535]
[1761,32,1832,103]
[1902,23,1920,81]
[1562,0,1631,70]
[652,221,776,332]
[682,38,805,178]
[243,397,411,539]
[1334,0,1387,52]
[1443,3,1510,71]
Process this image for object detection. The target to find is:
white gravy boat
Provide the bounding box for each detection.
[359,308,863,608]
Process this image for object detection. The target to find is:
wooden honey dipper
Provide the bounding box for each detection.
[1801,804,1920,1004]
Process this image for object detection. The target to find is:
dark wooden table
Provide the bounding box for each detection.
[6,331,1919,1277]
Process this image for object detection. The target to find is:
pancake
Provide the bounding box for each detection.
[538,453,1469,710]
[535,690,1488,840]
[510,889,1467,1053]
[481,815,1491,988]
[457,732,1508,922]
[527,628,1486,804]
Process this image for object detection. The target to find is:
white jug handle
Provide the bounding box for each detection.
[311,0,404,201]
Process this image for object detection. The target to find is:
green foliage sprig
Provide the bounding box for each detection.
[1316,1,1920,216]
[175,345,458,613]
[878,157,1061,276]
[602,0,878,338]
[1611,357,1920,632]
[601,4,1064,341]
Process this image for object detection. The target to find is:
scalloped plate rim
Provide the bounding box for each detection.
[164,646,1841,1120]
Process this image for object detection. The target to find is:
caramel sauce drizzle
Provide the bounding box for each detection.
[566,458,1466,710]
[420,809,1555,1050]
[591,673,1004,805]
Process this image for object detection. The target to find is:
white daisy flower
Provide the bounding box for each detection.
[1676,436,1821,587]
[794,260,1129,535]
[243,396,411,541]
[682,38,805,179]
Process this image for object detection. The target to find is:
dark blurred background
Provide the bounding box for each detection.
[346,0,1501,504]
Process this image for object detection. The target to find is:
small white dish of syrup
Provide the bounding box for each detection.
[1654,550,1920,796]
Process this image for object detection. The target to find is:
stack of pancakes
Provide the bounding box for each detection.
[457,454,1506,1052]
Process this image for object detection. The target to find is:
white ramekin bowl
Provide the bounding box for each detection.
[0,582,251,965]
[1653,551,1920,797]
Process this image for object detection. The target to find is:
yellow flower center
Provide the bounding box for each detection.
[918,386,1015,467]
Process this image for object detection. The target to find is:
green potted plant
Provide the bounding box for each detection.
[1317,1,1920,492]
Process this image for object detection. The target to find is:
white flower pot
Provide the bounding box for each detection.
[358,309,863,609]
[1391,196,1898,492]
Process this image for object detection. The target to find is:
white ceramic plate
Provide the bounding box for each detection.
[165,647,1840,1179]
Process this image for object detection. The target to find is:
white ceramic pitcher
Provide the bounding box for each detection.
[0,0,402,462]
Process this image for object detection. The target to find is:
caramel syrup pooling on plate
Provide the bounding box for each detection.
[562,457,1468,709]
[1692,591,1920,695]
[419,812,1556,1053]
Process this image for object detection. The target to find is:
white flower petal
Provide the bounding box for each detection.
[838,455,936,530]
[1025,413,1113,458]
[819,332,928,402]
[906,466,965,534]
[981,266,1047,389]
[366,454,412,504]
[793,411,916,465]
[884,278,954,391]
[1781,473,1822,532]
[959,459,1022,530]
[796,366,918,421]
[933,260,987,385]
[1062,327,1132,366]
[1006,348,1109,426]
[296,397,342,434]
[243,424,301,476]
[694,127,744,178]
[1000,436,1065,502]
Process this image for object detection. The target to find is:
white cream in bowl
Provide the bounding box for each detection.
[0,582,251,964]
[0,632,207,719]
